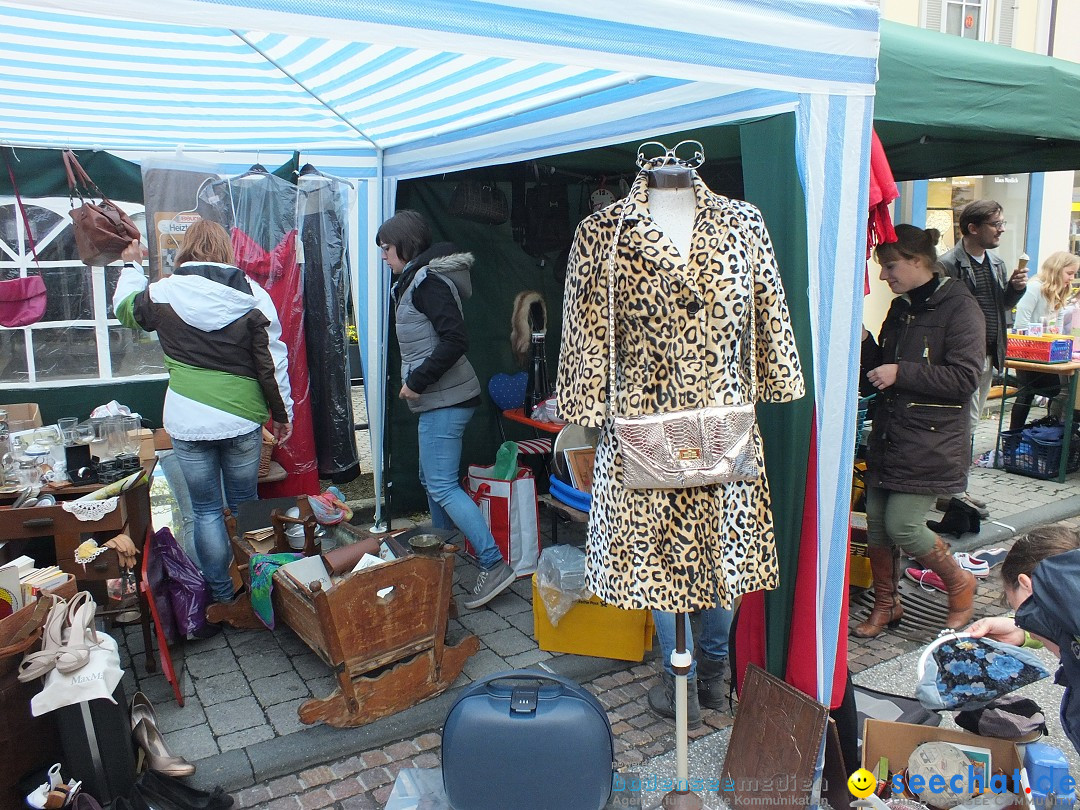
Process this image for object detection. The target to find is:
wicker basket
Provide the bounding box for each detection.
[258,428,276,478]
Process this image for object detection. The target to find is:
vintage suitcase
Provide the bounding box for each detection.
[442,670,613,810]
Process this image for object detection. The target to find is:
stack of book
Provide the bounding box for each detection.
[0,556,71,615]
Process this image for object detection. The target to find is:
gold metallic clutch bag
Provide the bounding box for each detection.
[613,403,758,489]
[604,199,760,490]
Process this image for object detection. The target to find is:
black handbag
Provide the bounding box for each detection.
[448,180,509,225]
[442,670,613,810]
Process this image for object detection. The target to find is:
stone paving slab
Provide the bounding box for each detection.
[112,403,1080,806]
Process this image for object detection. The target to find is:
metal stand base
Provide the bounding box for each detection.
[661,789,704,809]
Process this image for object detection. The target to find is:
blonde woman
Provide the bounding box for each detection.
[1009,251,1080,430]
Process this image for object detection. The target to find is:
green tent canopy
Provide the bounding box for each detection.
[875,20,1080,181]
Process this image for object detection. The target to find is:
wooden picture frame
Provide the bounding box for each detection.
[564,446,596,493]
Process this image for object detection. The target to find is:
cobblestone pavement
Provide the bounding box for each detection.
[117,403,1080,808]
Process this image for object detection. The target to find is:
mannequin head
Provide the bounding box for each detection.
[875,224,941,294]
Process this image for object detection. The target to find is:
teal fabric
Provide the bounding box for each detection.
[249,553,303,629]
[739,113,815,679]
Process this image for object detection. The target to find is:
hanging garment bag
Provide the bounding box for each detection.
[442,670,613,810]
[465,464,540,577]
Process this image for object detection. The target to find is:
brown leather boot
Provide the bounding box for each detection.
[915,536,977,629]
[853,545,903,638]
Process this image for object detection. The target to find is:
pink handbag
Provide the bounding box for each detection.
[0,275,46,327]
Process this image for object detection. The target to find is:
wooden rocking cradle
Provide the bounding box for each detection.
[211,499,478,728]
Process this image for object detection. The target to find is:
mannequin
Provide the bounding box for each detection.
[647,183,695,259]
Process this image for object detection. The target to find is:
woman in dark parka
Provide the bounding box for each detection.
[855,225,984,637]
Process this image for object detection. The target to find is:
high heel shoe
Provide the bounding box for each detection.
[55,592,101,675]
[136,771,233,809]
[132,718,196,777]
[18,595,68,683]
[129,691,158,732]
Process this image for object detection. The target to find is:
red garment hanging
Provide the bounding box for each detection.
[232,228,320,497]
[734,421,848,709]
[866,129,899,294]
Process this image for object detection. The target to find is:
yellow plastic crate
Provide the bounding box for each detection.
[532,575,654,662]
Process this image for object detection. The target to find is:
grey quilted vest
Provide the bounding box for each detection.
[395,264,482,413]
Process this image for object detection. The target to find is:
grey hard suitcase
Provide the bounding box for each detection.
[441,669,613,810]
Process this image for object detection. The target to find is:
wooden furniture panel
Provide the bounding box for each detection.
[0,463,156,672]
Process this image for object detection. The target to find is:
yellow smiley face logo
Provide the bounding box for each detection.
[847,768,877,799]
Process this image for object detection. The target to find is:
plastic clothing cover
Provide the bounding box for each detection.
[199,168,319,496]
[139,154,220,280]
[299,166,358,480]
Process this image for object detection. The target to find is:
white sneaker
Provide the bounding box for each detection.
[953,552,990,577]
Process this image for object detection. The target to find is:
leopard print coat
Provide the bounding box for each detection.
[557,171,805,611]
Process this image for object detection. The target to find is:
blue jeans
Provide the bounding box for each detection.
[418,405,502,570]
[171,428,262,602]
[653,607,733,677]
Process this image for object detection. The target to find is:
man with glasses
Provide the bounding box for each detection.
[939,199,1028,515]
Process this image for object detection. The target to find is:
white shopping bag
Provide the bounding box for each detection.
[465,464,541,577]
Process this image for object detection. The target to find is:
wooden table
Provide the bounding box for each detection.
[997,359,1080,482]
[0,460,157,669]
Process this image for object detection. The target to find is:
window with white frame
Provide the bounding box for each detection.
[942,0,985,40]
[0,197,165,387]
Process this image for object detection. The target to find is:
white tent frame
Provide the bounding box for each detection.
[0,0,880,705]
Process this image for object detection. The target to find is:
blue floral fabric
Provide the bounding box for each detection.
[916,637,1050,712]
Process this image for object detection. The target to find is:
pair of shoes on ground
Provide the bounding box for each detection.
[463,561,515,609]
[25,763,82,808]
[935,493,990,519]
[18,593,103,683]
[905,548,1007,592]
[647,657,730,729]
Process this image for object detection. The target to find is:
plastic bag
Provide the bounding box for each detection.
[535,545,591,627]
[151,526,211,639]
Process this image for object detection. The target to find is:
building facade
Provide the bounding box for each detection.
[865,0,1080,329]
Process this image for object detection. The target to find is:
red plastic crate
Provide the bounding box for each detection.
[1006,333,1073,363]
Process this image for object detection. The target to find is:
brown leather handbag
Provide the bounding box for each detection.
[63,150,140,266]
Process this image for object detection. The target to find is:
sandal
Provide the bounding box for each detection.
[17,595,69,683]
[25,763,82,809]
[55,592,101,675]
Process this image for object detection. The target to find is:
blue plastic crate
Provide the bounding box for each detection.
[1000,427,1080,479]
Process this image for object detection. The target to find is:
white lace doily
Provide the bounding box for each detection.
[62,496,119,522]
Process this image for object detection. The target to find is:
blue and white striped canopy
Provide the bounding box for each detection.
[0,0,881,708]
[3,0,877,174]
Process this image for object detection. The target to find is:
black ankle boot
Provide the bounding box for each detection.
[927,497,980,536]
[696,656,729,711]
[647,670,702,729]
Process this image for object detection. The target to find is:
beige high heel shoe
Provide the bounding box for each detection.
[18,595,69,683]
[132,718,196,777]
[55,592,101,675]
[130,692,196,777]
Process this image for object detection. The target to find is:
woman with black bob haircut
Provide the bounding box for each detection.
[377,210,515,609]
[854,224,985,638]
